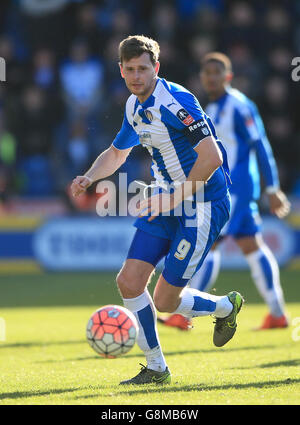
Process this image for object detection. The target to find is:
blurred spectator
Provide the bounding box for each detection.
[231,75,252,97]
[19,154,55,196]
[66,119,91,179]
[263,76,289,111]
[59,39,104,123]
[11,85,58,157]
[189,35,217,72]
[151,4,178,42]
[267,46,293,76]
[75,2,108,56]
[158,41,185,84]
[110,8,133,39]
[221,2,261,52]
[185,73,207,102]
[20,0,68,15]
[260,75,296,187]
[102,35,125,93]
[194,5,221,36]
[175,0,223,20]
[32,48,58,90]
[265,116,293,158]
[20,0,70,53]
[6,83,59,197]
[264,5,292,48]
[227,43,261,96]
[101,83,128,143]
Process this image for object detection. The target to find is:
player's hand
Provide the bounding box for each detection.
[71,175,93,197]
[137,193,175,221]
[268,190,291,219]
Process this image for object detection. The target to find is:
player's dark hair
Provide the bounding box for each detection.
[201,52,232,72]
[119,35,160,66]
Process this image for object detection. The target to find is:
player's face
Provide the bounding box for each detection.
[200,61,232,99]
[120,53,160,103]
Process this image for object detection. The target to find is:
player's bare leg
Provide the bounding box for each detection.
[236,233,288,329]
[117,258,154,299]
[117,259,171,385]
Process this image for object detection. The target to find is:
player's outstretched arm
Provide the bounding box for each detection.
[71,145,132,197]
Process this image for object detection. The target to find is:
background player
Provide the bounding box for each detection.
[71,37,244,385]
[160,52,290,332]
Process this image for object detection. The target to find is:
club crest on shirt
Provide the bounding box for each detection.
[176,108,195,125]
[144,109,153,122]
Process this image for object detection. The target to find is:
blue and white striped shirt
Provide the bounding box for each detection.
[113,77,229,202]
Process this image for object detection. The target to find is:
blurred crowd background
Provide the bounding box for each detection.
[0,0,299,214]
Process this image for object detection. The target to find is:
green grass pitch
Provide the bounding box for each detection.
[0,269,299,405]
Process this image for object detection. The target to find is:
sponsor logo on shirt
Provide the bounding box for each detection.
[139,130,152,146]
[188,120,207,132]
[176,108,195,125]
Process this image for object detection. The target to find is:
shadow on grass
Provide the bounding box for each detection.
[0,387,85,401]
[259,359,300,368]
[74,378,300,400]
[0,340,86,349]
[36,345,277,364]
[232,359,300,369]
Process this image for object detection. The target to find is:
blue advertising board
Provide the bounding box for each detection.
[0,215,299,272]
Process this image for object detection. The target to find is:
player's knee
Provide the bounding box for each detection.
[153,298,166,312]
[116,270,143,298]
[153,295,176,313]
[236,235,260,255]
[116,271,131,294]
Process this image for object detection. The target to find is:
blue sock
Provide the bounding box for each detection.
[174,288,232,318]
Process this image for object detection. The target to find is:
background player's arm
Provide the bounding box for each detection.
[253,132,290,218]
[71,145,132,197]
[236,105,290,218]
[267,190,290,218]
